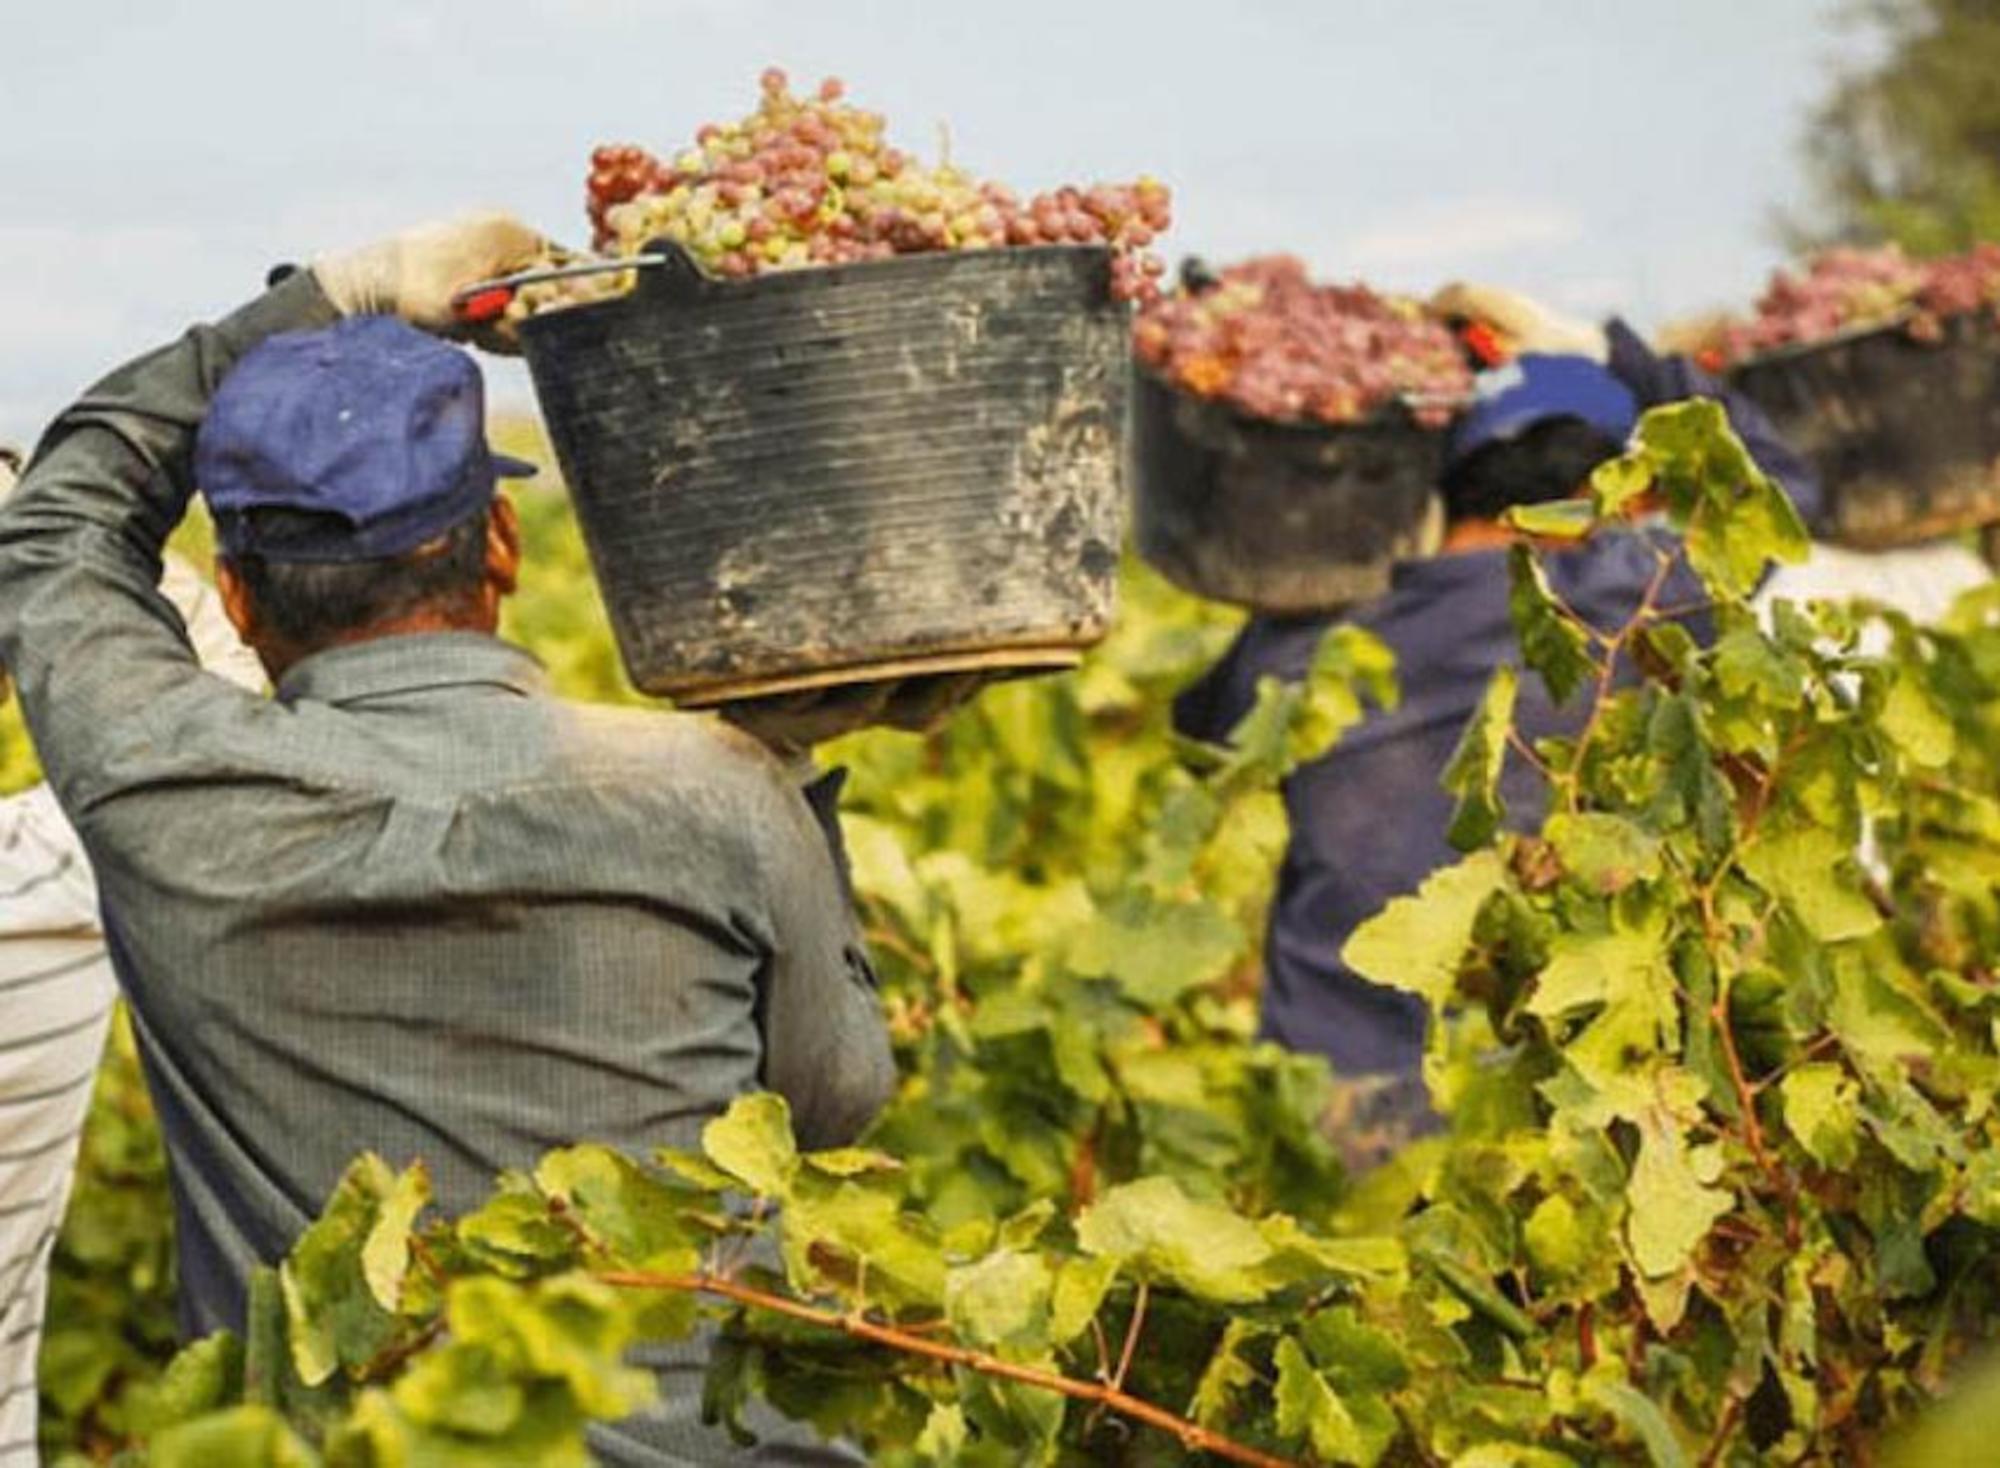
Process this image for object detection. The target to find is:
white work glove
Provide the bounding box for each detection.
[312,211,548,347]
[1430,282,1608,362]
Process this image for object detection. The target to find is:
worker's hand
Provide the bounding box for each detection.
[1430,282,1608,363]
[719,673,989,759]
[312,212,548,349]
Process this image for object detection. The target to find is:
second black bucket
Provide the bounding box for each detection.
[1132,368,1444,613]
[1730,311,2000,547]
[519,241,1129,705]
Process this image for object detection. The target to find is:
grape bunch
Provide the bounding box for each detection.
[530,69,1169,312]
[1700,242,2000,369]
[1132,256,1473,427]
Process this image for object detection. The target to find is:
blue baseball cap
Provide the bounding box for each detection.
[1444,353,1639,473]
[196,315,534,562]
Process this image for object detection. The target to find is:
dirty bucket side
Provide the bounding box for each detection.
[522,245,1130,702]
[1131,369,1444,613]
[1732,313,2000,547]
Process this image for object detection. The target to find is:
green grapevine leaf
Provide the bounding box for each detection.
[1274,1335,1370,1465]
[782,1181,947,1308]
[1297,1305,1409,1392]
[1529,919,1671,1021]
[1591,451,1655,517]
[1454,1447,1581,1468]
[390,1343,525,1436]
[913,1402,970,1462]
[1074,1177,1274,1303]
[1343,850,1508,1007]
[1712,624,1808,710]
[148,1404,320,1468]
[1047,1256,1118,1345]
[1442,665,1518,850]
[1543,812,1661,893]
[1739,827,1882,943]
[445,1274,653,1421]
[1509,544,1597,705]
[1523,1195,1591,1282]
[1502,498,1597,541]
[651,1148,736,1192]
[1881,668,1955,768]
[1289,626,1396,765]
[533,1147,705,1272]
[1189,1319,1265,1427]
[1633,399,1808,600]
[1645,692,1735,855]
[1065,893,1242,1008]
[126,1333,244,1437]
[1582,1370,1692,1468]
[1625,1108,1730,1279]
[945,1249,1052,1349]
[1781,1063,1860,1170]
[361,1162,430,1313]
[701,1093,800,1199]
[1827,955,1949,1078]
[278,1154,408,1388]
[803,1146,903,1178]
[459,1187,579,1278]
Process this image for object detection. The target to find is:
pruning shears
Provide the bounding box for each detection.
[451,252,669,325]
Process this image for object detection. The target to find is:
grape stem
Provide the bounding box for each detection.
[595,1269,1298,1468]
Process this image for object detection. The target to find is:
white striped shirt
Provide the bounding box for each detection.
[0,456,263,1460]
[0,786,113,1463]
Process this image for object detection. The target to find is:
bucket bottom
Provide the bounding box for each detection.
[664,643,1088,708]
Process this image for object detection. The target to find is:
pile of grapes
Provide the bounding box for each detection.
[1700,242,2000,368]
[519,69,1170,316]
[1133,256,1473,426]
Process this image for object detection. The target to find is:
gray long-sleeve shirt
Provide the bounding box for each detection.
[0,275,893,1453]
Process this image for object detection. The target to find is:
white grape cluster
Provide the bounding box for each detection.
[1133,256,1472,427]
[543,69,1169,306]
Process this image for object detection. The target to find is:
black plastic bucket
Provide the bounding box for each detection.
[1131,368,1444,612]
[1730,311,2000,547]
[518,241,1129,704]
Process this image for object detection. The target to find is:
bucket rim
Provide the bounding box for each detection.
[519,239,1120,341]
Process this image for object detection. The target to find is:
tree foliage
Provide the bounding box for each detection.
[1793,0,2000,252]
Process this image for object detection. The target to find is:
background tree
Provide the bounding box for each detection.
[1792,0,2000,252]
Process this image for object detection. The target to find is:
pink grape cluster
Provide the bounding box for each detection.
[1703,242,2000,368]
[569,69,1170,302]
[1132,256,1473,427]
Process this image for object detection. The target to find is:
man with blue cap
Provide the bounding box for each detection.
[1173,287,1821,1168]
[0,214,888,1463]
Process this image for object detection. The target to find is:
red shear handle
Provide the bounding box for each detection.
[455,285,517,324]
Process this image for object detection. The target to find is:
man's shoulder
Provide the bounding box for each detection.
[544,699,805,809]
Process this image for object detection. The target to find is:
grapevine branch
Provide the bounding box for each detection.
[1560,545,1681,813]
[595,1269,1298,1468]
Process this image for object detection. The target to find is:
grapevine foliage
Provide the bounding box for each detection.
[33,403,2000,1464]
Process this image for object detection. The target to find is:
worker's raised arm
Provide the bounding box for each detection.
[0,275,341,805]
[0,214,545,813]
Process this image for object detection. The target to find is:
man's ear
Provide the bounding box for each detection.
[486,494,522,599]
[215,557,258,644]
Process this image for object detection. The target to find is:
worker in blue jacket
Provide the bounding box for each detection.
[1172,286,1822,1163]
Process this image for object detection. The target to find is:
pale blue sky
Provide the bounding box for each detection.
[2,0,1861,442]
